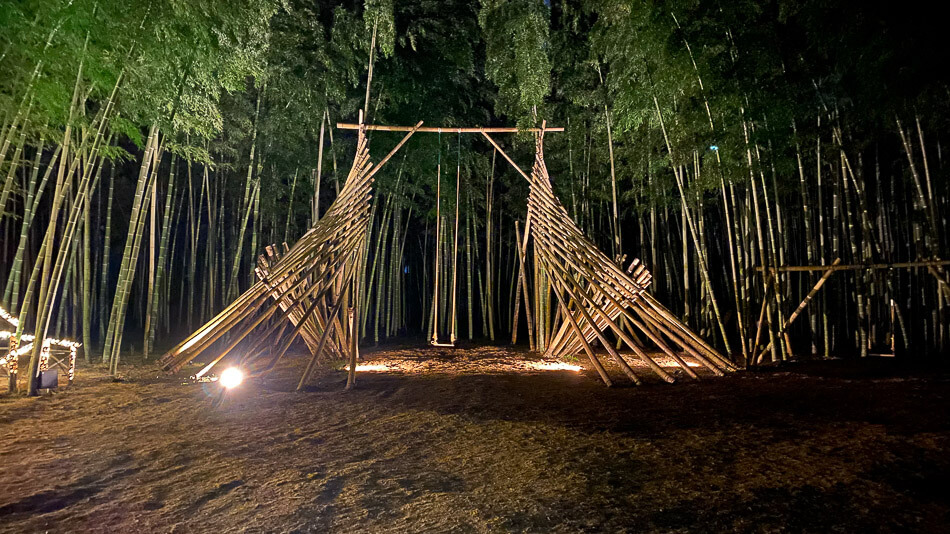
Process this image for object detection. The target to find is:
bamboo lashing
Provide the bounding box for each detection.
[928,265,950,300]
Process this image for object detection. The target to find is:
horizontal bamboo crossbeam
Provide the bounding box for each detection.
[756,260,950,272]
[337,123,563,133]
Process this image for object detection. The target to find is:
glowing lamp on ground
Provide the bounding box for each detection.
[219,367,244,389]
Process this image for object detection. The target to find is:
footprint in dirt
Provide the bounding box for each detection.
[292,476,344,530]
[316,476,345,504]
[0,484,100,516]
[143,486,170,511]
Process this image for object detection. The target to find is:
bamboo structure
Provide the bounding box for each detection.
[755,258,842,363]
[159,118,421,389]
[484,127,735,385]
[161,119,731,388]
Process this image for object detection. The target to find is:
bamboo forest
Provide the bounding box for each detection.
[1,1,949,532]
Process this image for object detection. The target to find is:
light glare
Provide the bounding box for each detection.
[220,367,244,389]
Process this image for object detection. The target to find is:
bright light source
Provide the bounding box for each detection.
[529,361,582,372]
[355,364,389,372]
[220,367,244,389]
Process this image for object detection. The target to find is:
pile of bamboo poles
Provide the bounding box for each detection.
[524,129,735,385]
[159,118,421,389]
[254,243,345,362]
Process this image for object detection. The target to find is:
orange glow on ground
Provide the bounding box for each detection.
[527,361,583,372]
[355,364,390,372]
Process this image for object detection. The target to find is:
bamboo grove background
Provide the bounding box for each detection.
[2,0,948,384]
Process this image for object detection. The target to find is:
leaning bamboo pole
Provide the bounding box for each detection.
[3,139,58,308]
[653,94,733,357]
[27,69,117,392]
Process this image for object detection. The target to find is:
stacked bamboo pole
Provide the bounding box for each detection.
[514,128,734,385]
[159,118,421,389]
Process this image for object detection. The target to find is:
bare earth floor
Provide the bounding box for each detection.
[1,345,948,533]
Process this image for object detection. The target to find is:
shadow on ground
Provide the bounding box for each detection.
[1,346,947,532]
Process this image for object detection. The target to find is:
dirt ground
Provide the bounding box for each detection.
[1,344,948,533]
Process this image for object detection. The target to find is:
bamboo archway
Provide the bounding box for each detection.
[160,118,732,389]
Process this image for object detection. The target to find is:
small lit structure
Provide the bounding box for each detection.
[1,306,80,393]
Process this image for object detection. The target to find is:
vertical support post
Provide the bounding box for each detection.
[33,340,50,392]
[7,335,17,393]
[346,305,357,390]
